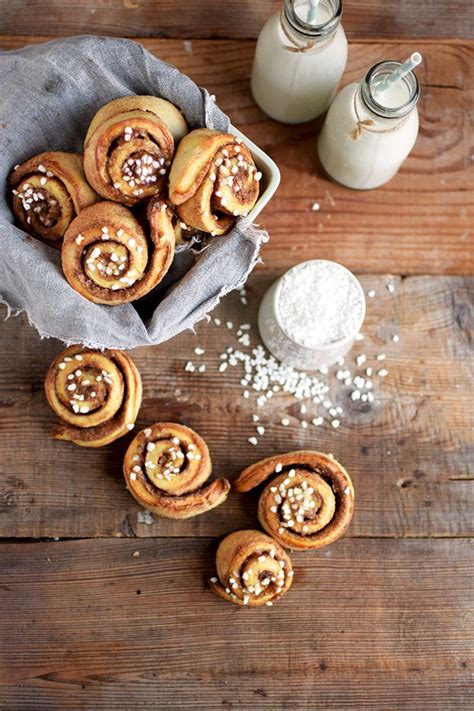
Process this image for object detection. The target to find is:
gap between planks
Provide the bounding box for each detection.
[1,533,474,543]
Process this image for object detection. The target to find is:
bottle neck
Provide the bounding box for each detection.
[281,0,342,46]
[359,61,420,120]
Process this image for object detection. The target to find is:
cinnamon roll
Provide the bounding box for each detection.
[123,423,230,519]
[8,152,98,246]
[44,345,142,447]
[169,128,260,235]
[209,530,293,607]
[61,200,174,304]
[84,95,188,206]
[234,451,355,550]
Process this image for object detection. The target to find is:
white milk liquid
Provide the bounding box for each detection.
[251,2,347,124]
[317,80,419,189]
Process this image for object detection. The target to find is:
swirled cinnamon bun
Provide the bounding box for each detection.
[234,451,355,550]
[123,423,230,519]
[169,129,260,235]
[44,345,142,447]
[9,152,98,246]
[209,530,294,607]
[84,95,188,206]
[61,200,174,304]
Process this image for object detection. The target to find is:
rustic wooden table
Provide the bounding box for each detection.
[0,3,473,709]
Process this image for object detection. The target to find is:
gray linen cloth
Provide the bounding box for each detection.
[0,36,267,349]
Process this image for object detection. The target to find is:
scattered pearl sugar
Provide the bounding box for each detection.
[137,510,154,525]
[183,332,392,441]
[181,287,396,444]
[278,261,364,349]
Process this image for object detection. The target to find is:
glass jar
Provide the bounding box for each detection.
[251,0,348,124]
[318,60,420,189]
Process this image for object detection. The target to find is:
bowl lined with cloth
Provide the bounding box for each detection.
[0,36,279,349]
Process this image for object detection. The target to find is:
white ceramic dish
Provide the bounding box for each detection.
[230,125,281,222]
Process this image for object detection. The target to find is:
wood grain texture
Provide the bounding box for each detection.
[0,537,472,709]
[1,36,472,276]
[0,0,473,39]
[0,30,472,711]
[0,275,472,539]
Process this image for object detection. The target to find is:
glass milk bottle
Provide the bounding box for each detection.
[251,0,348,124]
[318,58,421,189]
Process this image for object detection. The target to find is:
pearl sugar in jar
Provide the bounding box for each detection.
[258,260,366,370]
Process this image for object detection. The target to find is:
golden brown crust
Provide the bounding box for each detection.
[44,345,142,448]
[209,530,294,607]
[8,152,98,247]
[168,128,260,235]
[234,451,355,551]
[84,96,188,206]
[123,422,230,519]
[145,196,199,247]
[61,200,174,305]
[146,195,183,248]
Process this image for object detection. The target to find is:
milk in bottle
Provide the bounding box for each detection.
[318,60,420,189]
[251,0,348,124]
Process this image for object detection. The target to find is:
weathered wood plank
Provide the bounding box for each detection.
[0,537,472,709]
[1,36,472,276]
[0,1,473,39]
[0,275,472,539]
